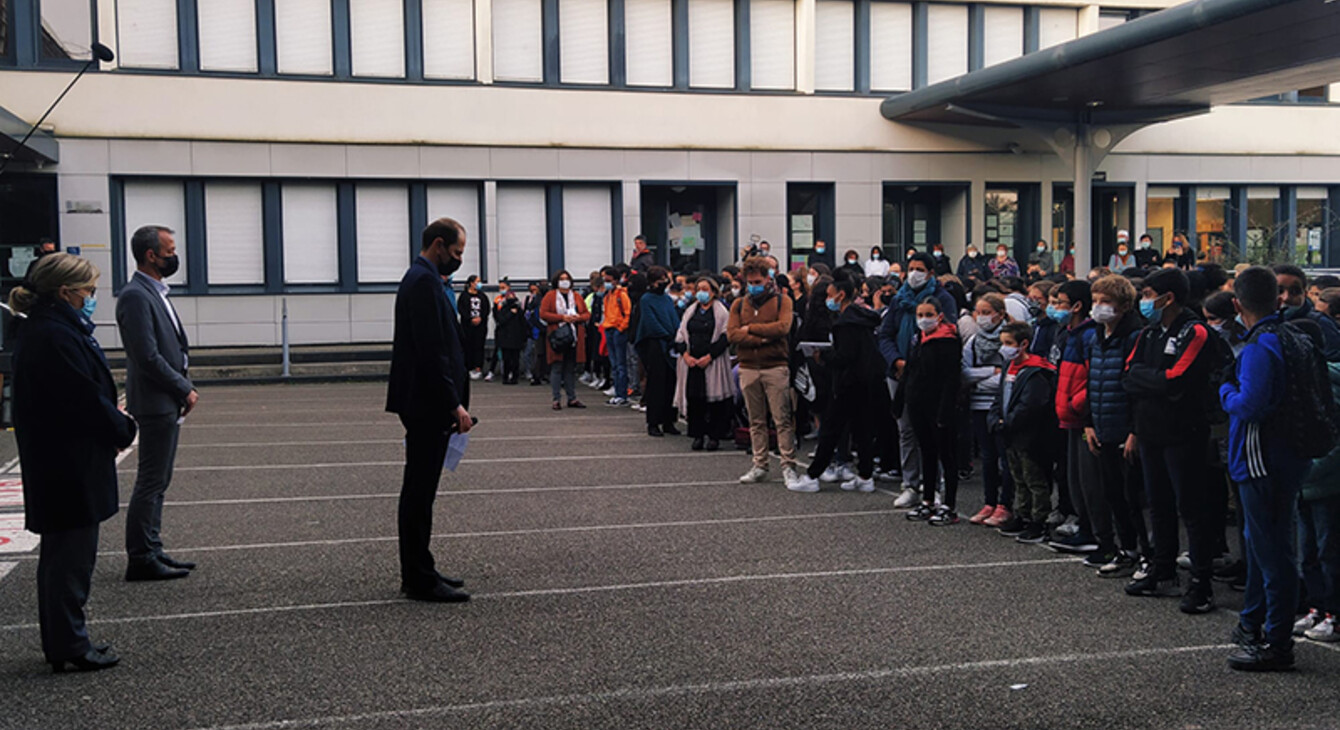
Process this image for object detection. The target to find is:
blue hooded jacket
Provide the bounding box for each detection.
[1219,313,1310,483]
[877,277,957,376]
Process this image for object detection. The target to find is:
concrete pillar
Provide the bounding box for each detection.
[796,0,817,94]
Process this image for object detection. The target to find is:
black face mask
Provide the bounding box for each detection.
[155,253,180,278]
[437,251,462,277]
[651,282,668,294]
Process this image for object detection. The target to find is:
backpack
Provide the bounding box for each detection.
[1253,320,1340,459]
[1181,319,1234,427]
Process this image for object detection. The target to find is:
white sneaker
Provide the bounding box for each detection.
[839,465,858,481]
[1055,515,1080,537]
[579,373,594,385]
[739,467,770,484]
[1305,614,1338,642]
[469,370,483,381]
[602,387,617,396]
[788,474,821,493]
[874,469,901,483]
[1294,608,1323,636]
[484,371,494,382]
[819,466,843,483]
[893,487,919,508]
[782,466,800,487]
[841,476,876,492]
[1046,510,1066,527]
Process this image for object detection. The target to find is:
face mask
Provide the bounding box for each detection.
[1284,303,1303,319]
[1117,247,1129,257]
[871,252,881,261]
[806,273,818,287]
[932,250,943,259]
[1048,306,1071,325]
[1235,313,1246,327]
[154,253,180,278]
[916,317,939,333]
[731,286,741,297]
[558,279,571,290]
[80,292,97,319]
[676,297,688,308]
[768,268,777,278]
[747,284,766,297]
[999,344,1020,361]
[815,246,826,254]
[826,298,841,312]
[1138,296,1162,320]
[1091,303,1118,324]
[1138,241,1150,250]
[975,314,998,330]
[651,282,668,294]
[696,291,711,304]
[906,270,929,289]
[997,251,1007,260]
[1037,244,1047,253]
[437,253,462,277]
[760,248,770,256]
[603,281,613,291]
[847,258,857,265]
[967,250,978,259]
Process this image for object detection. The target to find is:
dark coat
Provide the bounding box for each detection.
[989,354,1059,455]
[457,290,491,331]
[822,304,885,397]
[492,295,529,350]
[1083,310,1142,444]
[386,256,469,429]
[894,323,962,427]
[116,271,192,418]
[1123,308,1215,445]
[13,300,137,533]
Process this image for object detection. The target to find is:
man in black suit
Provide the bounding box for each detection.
[386,217,474,603]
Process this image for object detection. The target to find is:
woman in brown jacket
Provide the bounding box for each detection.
[540,269,591,410]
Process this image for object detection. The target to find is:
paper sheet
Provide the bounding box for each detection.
[444,432,470,472]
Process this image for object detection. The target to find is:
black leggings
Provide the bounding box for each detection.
[807,388,875,480]
[637,340,676,428]
[910,408,959,509]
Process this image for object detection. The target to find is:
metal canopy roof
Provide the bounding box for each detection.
[0,106,59,166]
[880,0,1340,127]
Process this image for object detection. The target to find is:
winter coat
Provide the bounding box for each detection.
[1124,308,1216,446]
[894,322,961,427]
[1284,297,1340,362]
[988,353,1058,456]
[1220,314,1310,484]
[877,278,958,376]
[492,295,529,350]
[1301,361,1340,502]
[957,254,990,283]
[822,304,885,398]
[962,328,1004,412]
[540,289,591,364]
[1055,320,1098,430]
[1082,310,1142,444]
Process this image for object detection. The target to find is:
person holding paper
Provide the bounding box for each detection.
[386,218,473,604]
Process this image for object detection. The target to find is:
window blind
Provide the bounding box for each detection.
[869,2,911,91]
[205,183,265,285]
[492,0,543,81]
[814,0,854,91]
[356,185,411,284]
[562,186,612,277]
[496,186,549,280]
[624,0,673,86]
[750,0,795,90]
[560,0,610,84]
[925,3,967,85]
[423,0,476,79]
[426,185,482,279]
[123,181,188,286]
[116,0,179,69]
[1037,7,1077,50]
[198,0,259,72]
[282,184,340,284]
[689,0,734,88]
[351,0,406,77]
[276,0,334,74]
[982,5,1022,68]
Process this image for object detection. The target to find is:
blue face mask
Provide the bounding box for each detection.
[1047,305,1070,325]
[696,290,711,304]
[80,293,97,319]
[603,281,613,290]
[768,268,777,278]
[676,296,688,309]
[1138,297,1160,320]
[1235,314,1246,327]
[747,284,766,297]
[826,298,841,312]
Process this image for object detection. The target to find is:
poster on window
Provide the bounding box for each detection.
[791,215,814,232]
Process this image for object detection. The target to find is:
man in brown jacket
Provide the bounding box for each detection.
[727,257,799,486]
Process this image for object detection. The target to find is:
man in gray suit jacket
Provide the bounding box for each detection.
[116,225,199,582]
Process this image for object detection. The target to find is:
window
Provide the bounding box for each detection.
[1246,186,1280,262]
[204,183,265,285]
[423,0,476,79]
[123,180,188,286]
[356,185,410,283]
[624,0,672,86]
[925,3,967,85]
[1297,188,1328,266]
[689,0,734,88]
[116,0,179,69]
[1196,186,1230,254]
[1037,7,1077,49]
[351,0,406,77]
[1299,86,1329,103]
[276,0,334,75]
[492,0,543,82]
[496,186,549,280]
[40,0,94,61]
[814,0,854,91]
[1146,187,1178,251]
[1098,9,1129,31]
[426,184,482,279]
[562,186,612,276]
[560,0,609,84]
[198,0,259,72]
[750,0,794,90]
[869,1,911,91]
[982,5,1022,68]
[282,184,340,284]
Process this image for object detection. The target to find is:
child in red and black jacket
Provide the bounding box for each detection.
[991,322,1059,543]
[1054,281,1105,556]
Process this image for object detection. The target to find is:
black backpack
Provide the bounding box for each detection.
[1252,319,1340,459]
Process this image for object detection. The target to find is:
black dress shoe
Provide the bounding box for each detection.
[52,648,120,674]
[705,438,720,452]
[436,574,466,589]
[691,437,705,451]
[157,554,196,570]
[647,425,663,437]
[125,558,190,582]
[405,583,471,603]
[662,424,682,436]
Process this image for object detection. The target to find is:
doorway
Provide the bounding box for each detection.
[882,183,970,259]
[639,184,736,274]
[1053,184,1134,270]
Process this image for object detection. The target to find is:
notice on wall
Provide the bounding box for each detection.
[1309,228,1323,252]
[680,225,701,255]
[793,232,814,249]
[791,215,814,232]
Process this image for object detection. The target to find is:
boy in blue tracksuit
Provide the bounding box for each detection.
[1220,267,1313,672]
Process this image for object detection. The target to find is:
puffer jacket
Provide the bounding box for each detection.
[988,353,1058,456]
[1301,361,1340,502]
[1083,310,1142,445]
[1055,320,1097,429]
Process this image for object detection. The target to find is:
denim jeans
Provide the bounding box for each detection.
[607,327,629,399]
[1299,495,1340,617]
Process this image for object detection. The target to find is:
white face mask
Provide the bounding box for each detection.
[967,250,978,259]
[806,273,818,286]
[916,317,939,332]
[847,258,858,265]
[997,250,1008,259]
[558,279,571,290]
[976,314,998,330]
[1091,303,1118,323]
[906,270,929,289]
[1037,244,1047,253]
[999,344,1020,361]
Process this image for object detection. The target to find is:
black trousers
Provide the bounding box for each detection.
[1096,440,1151,557]
[501,348,521,383]
[808,388,876,480]
[463,326,487,371]
[1141,432,1217,582]
[637,340,676,428]
[687,396,733,439]
[37,524,100,662]
[910,408,959,509]
[398,416,450,591]
[125,413,181,562]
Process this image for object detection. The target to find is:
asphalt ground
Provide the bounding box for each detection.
[1,381,1339,730]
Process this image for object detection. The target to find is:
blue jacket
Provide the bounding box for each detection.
[877,278,957,376]
[634,291,679,346]
[1219,314,1309,482]
[1082,310,1142,444]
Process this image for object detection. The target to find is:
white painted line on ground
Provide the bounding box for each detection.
[10,509,913,562]
[197,403,607,416]
[175,433,640,449]
[181,642,1234,730]
[0,478,23,508]
[119,451,739,473]
[180,415,640,429]
[0,456,20,475]
[126,480,743,507]
[0,514,39,554]
[0,556,1077,631]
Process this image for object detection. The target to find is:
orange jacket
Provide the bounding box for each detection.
[603,287,631,332]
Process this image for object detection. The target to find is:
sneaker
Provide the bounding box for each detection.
[983,505,1012,528]
[1213,559,1246,584]
[484,371,494,382]
[1304,614,1339,642]
[840,476,876,492]
[1054,515,1080,537]
[874,469,901,483]
[1294,608,1323,637]
[957,465,975,481]
[892,487,920,508]
[739,467,769,484]
[819,466,844,483]
[1015,522,1048,544]
[905,503,934,521]
[602,387,617,397]
[1047,533,1100,554]
[788,473,821,493]
[1180,578,1215,615]
[782,466,800,487]
[968,505,996,525]
[1177,551,1234,572]
[1097,551,1138,579]
[1082,551,1115,569]
[469,370,483,381]
[1232,622,1263,651]
[579,373,594,385]
[1132,555,1154,582]
[996,517,1027,537]
[634,404,648,413]
[839,465,858,481]
[1125,572,1180,597]
[1045,510,1066,528]
[928,505,960,526]
[1227,641,1295,673]
[606,397,628,406]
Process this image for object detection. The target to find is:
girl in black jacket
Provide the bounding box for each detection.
[458,275,491,380]
[11,254,137,673]
[492,290,529,384]
[895,297,964,525]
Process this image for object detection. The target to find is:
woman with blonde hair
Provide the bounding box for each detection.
[11,253,137,673]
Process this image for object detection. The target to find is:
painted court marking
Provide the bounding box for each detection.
[0,562,15,583]
[121,451,739,473]
[0,514,39,555]
[175,433,637,449]
[180,415,641,429]
[0,478,23,508]
[0,556,1076,631]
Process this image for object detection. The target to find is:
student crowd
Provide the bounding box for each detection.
[455,233,1340,674]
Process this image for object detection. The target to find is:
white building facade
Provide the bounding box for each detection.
[1,0,1337,348]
